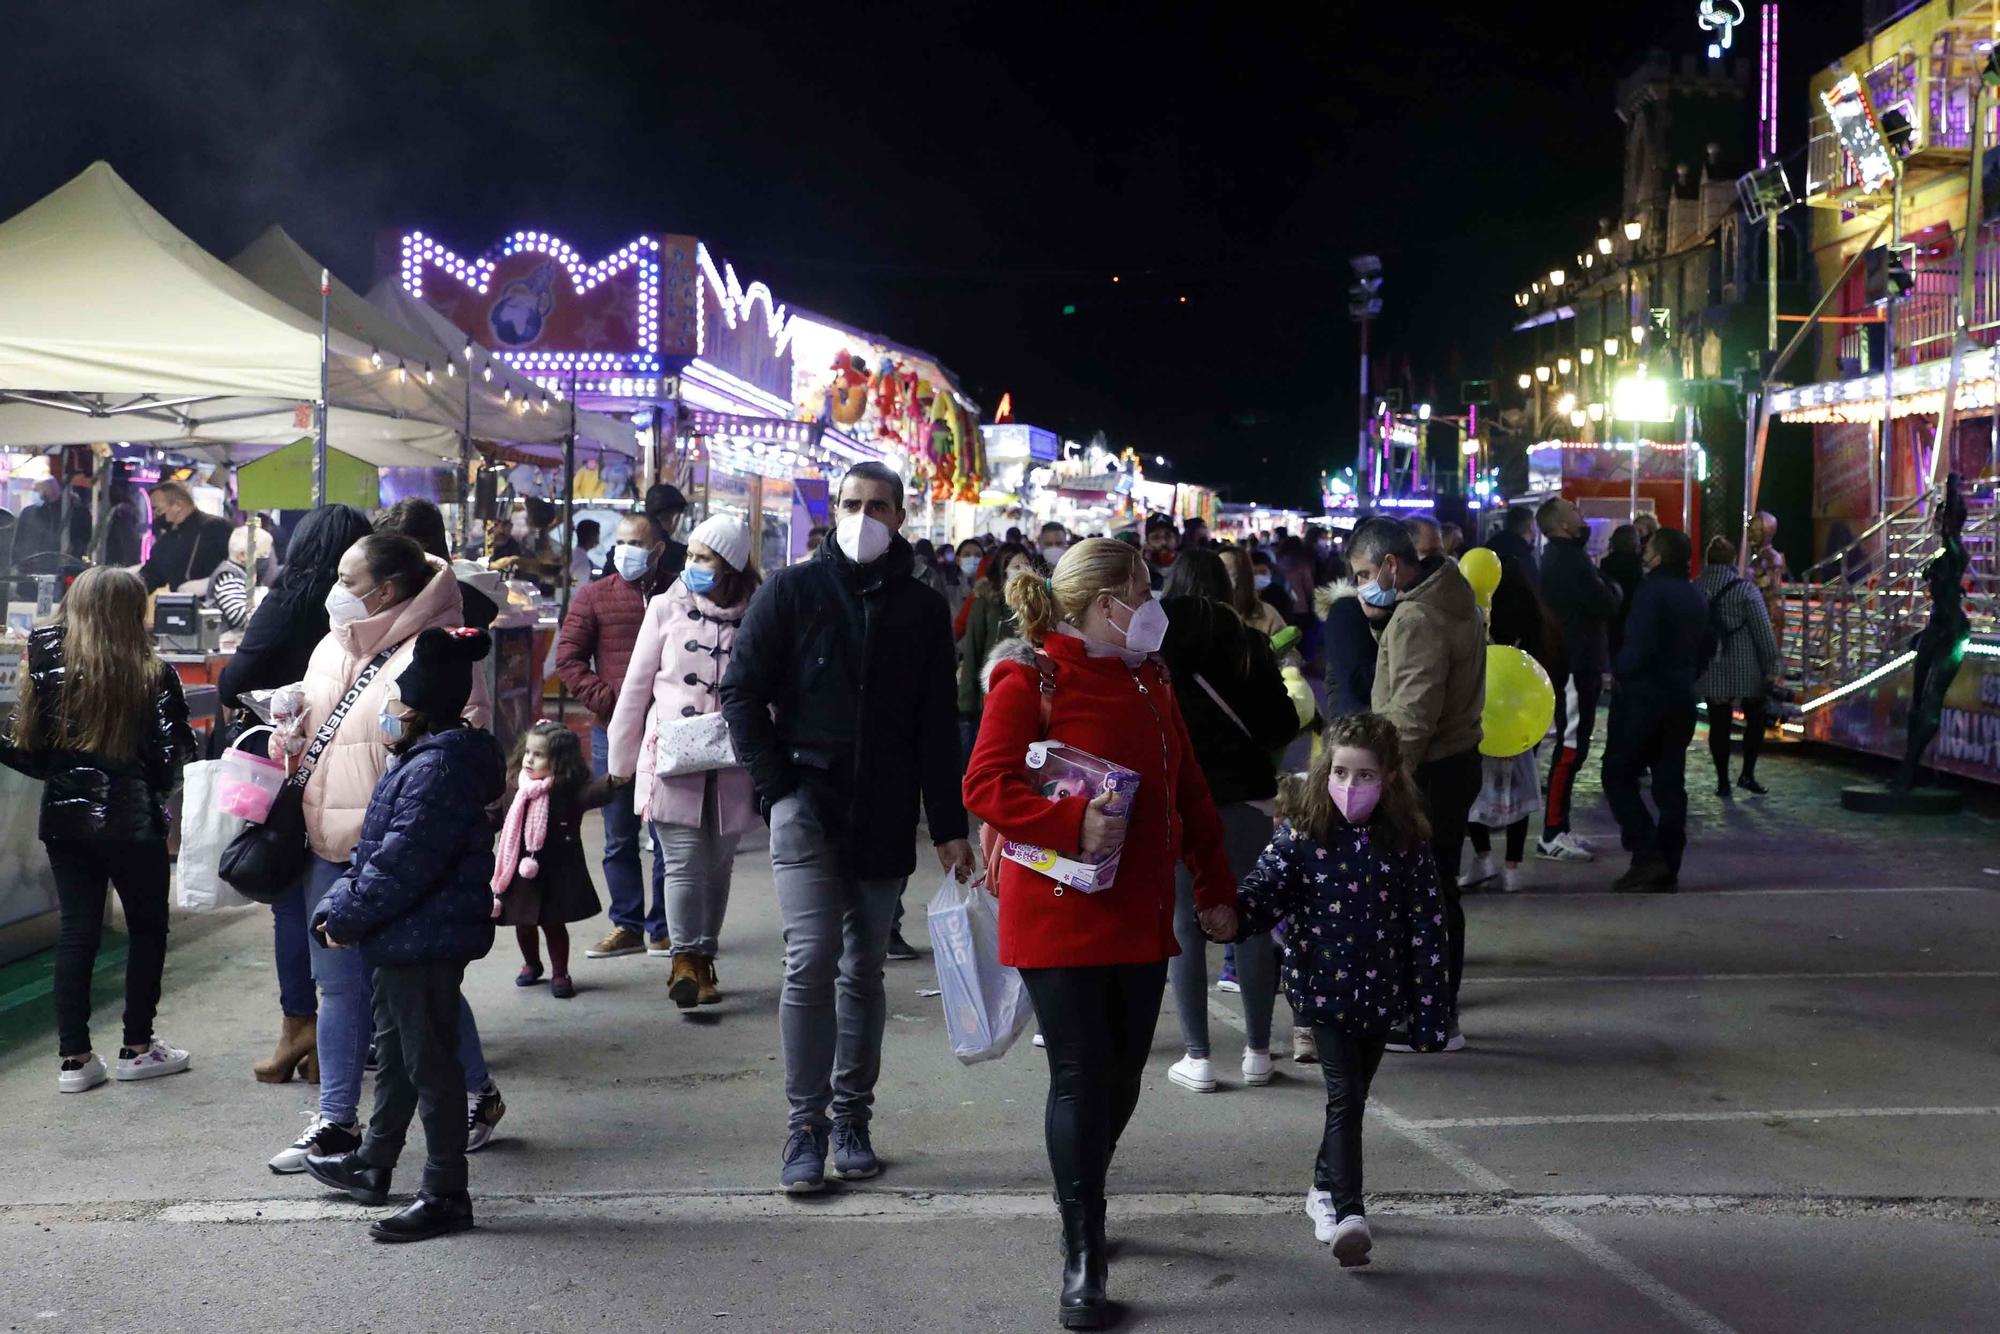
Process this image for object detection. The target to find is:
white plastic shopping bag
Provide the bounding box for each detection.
[928,872,1034,1064]
[175,759,253,913]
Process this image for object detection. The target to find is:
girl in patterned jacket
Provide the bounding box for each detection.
[1235,712,1449,1268]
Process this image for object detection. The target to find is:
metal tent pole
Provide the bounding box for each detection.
[314,268,330,508]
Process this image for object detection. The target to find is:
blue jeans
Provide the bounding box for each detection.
[270,879,317,1019]
[305,856,372,1125]
[307,856,493,1125]
[594,727,666,939]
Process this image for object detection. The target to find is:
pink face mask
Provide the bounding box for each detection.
[1327,775,1381,825]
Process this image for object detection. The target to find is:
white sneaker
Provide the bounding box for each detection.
[113,1039,190,1082]
[1167,1054,1217,1092]
[1032,1033,1045,1049]
[1242,1048,1273,1086]
[1536,833,1594,863]
[1332,1214,1374,1267]
[58,1054,108,1094]
[1458,852,1497,888]
[1499,866,1522,894]
[1305,1188,1336,1243]
[268,1113,361,1174]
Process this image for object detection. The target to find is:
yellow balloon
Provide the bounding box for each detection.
[1460,547,1502,603]
[1479,645,1556,758]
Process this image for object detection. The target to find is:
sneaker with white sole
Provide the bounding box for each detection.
[1032,1032,1045,1049]
[1331,1214,1373,1267]
[1305,1188,1336,1243]
[269,1113,361,1174]
[113,1039,190,1082]
[1168,1054,1217,1092]
[466,1082,505,1153]
[1242,1048,1274,1086]
[1499,866,1522,894]
[1291,1027,1319,1063]
[58,1054,108,1094]
[1535,833,1594,863]
[1458,852,1497,888]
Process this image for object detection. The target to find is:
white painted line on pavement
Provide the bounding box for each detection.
[1466,969,2000,985]
[1206,999,1739,1334]
[1663,886,1988,897]
[1407,1106,2000,1130]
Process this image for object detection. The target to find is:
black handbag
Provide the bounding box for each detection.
[218,645,398,903]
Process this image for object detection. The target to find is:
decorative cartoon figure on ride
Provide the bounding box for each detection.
[1895,473,1971,792]
[826,351,870,425]
[490,261,557,346]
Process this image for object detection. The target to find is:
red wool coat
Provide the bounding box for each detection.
[555,571,650,726]
[962,631,1235,969]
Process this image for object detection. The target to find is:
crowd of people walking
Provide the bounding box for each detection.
[11,467,1769,1322]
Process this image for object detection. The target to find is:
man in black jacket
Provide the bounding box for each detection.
[1486,505,1540,588]
[1534,498,1621,863]
[1602,528,1709,894]
[721,461,971,1195]
[138,481,232,592]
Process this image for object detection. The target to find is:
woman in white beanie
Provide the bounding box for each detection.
[607,514,762,1010]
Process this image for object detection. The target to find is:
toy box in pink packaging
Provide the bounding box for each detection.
[1001,741,1141,893]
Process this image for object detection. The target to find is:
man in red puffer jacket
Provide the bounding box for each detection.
[555,513,673,958]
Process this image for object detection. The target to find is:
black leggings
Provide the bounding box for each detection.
[1018,961,1168,1203]
[1468,818,1529,864]
[1706,696,1767,782]
[1313,1025,1387,1220]
[47,838,170,1059]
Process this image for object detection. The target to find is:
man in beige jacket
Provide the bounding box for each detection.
[1346,517,1485,1051]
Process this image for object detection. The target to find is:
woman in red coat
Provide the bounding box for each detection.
[962,537,1235,1330]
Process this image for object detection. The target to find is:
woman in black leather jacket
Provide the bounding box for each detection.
[0,567,198,1094]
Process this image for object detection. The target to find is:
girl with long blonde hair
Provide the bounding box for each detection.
[0,567,198,1093]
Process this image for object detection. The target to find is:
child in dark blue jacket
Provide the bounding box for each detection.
[305,627,505,1243]
[1236,712,1449,1268]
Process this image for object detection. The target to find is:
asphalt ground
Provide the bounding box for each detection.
[3,737,1999,1332]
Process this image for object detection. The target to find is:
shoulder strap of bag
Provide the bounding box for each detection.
[287,643,401,789]
[1032,649,1057,735]
[1192,671,1253,741]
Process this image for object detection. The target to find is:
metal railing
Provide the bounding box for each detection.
[1781,484,2000,691]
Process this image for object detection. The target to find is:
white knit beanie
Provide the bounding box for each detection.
[687,514,752,571]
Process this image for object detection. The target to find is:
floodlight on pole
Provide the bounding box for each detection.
[1557,356,1573,375]
[1613,375,1675,422]
[1597,236,1613,255]
[1535,366,1552,383]
[1517,372,1532,390]
[1624,220,1644,242]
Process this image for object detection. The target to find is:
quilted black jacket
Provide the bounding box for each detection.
[0,625,196,840]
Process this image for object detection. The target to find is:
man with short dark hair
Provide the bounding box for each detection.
[1346,516,1484,1050]
[1037,521,1068,568]
[1404,515,1443,561]
[139,480,232,591]
[1486,505,1539,587]
[1182,516,1210,550]
[559,513,674,957]
[722,460,972,1193]
[1534,497,1621,863]
[1602,528,1708,893]
[642,483,691,578]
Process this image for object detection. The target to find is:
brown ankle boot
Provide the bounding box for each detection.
[253,1015,316,1083]
[667,954,701,1010]
[697,957,721,1006]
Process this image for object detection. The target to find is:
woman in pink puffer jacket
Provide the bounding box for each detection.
[608,515,760,1011]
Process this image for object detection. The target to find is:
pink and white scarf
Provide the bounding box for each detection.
[490,771,553,914]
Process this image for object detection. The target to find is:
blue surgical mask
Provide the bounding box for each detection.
[682,565,717,597]
[1358,578,1399,609]
[1252,572,1273,591]
[378,702,405,742]
[612,543,651,582]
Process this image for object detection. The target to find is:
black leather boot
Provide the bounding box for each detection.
[369,1190,474,1243]
[1057,1192,1107,1329]
[1086,1196,1108,1286]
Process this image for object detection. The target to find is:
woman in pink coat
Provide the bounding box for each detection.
[608,515,760,1011]
[265,533,501,1177]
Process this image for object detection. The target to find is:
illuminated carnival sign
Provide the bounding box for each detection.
[1697,0,1744,58]
[1820,72,1896,193]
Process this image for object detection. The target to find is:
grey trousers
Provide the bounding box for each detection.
[1170,801,1282,1056]
[360,960,469,1196]
[653,780,742,958]
[770,795,906,1133]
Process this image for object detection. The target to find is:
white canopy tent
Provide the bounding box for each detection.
[0,163,459,468]
[364,277,636,458]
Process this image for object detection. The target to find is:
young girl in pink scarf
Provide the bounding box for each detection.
[489,722,618,998]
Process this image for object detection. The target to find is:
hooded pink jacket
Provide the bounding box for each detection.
[298,557,491,862]
[606,577,757,835]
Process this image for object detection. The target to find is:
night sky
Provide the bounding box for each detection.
[6,1,1867,508]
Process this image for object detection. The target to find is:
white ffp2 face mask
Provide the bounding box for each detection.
[325,583,372,626]
[1108,595,1168,655]
[835,513,891,565]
